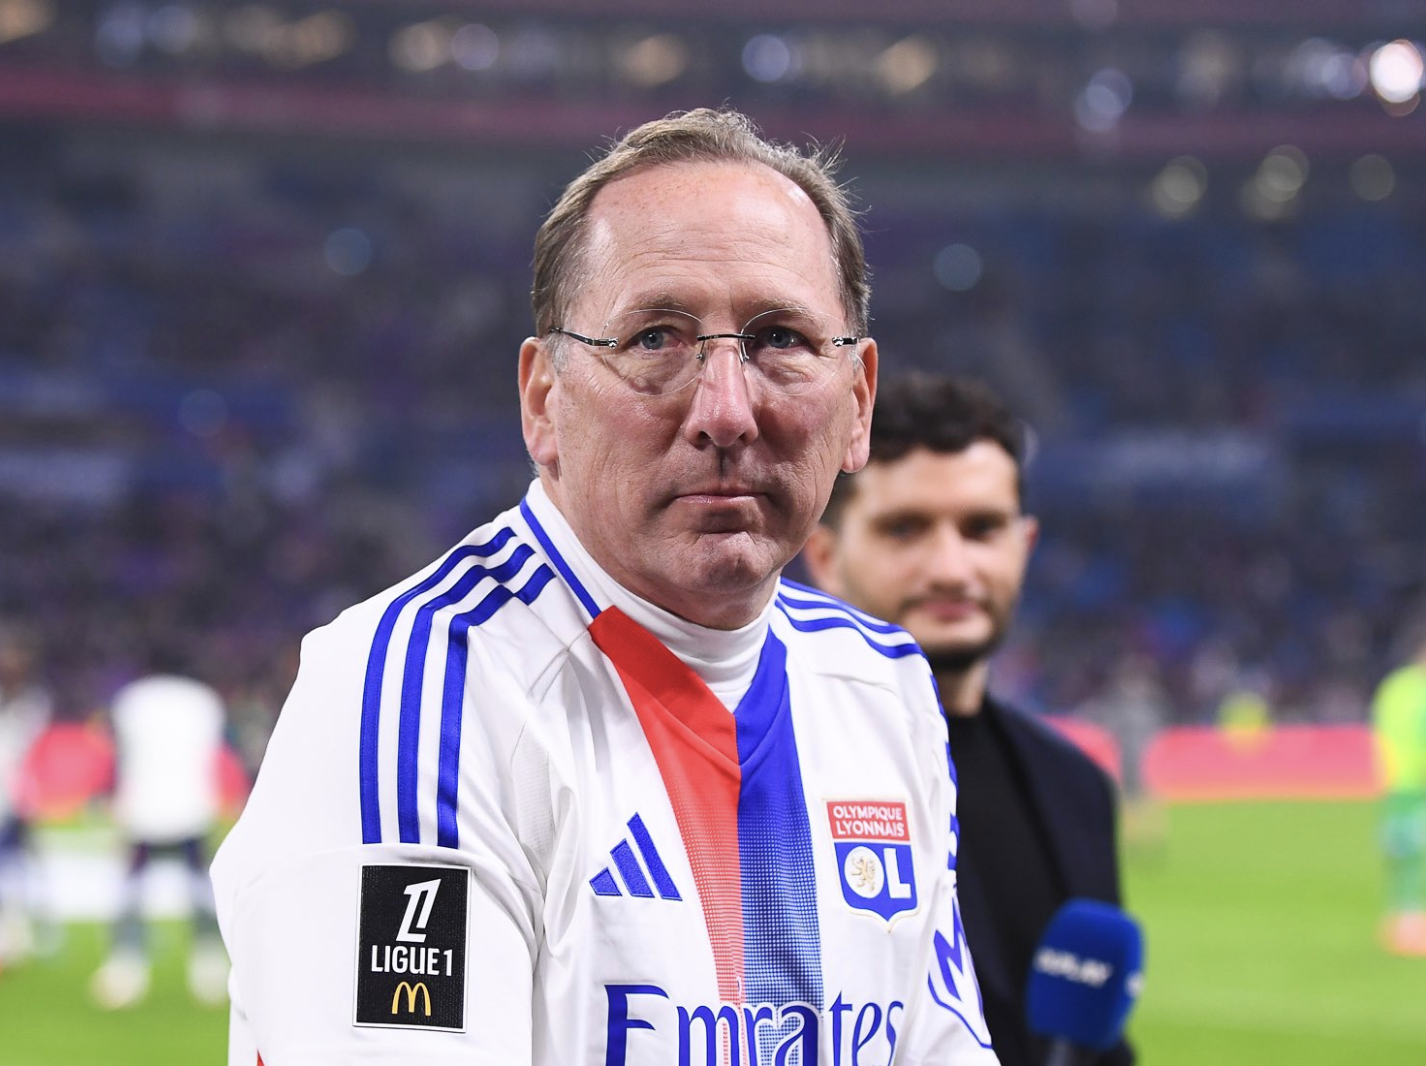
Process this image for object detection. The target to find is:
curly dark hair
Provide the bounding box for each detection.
[821,371,1027,528]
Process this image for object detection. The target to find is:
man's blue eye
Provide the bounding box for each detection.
[755,326,809,351]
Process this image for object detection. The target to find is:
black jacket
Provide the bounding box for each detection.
[954,694,1134,1066]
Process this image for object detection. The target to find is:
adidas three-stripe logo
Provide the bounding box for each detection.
[589,813,682,900]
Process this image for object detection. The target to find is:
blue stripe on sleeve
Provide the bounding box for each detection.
[396,544,534,844]
[774,606,925,659]
[359,527,514,844]
[434,563,554,849]
[777,580,908,634]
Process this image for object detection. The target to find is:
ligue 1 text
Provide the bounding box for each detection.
[368,944,456,977]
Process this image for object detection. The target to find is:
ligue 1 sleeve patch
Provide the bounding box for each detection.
[827,800,918,922]
[355,864,469,1032]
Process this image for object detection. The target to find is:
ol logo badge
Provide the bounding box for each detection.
[354,864,468,1031]
[827,800,918,923]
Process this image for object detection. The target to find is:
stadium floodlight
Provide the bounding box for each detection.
[1369,39,1423,105]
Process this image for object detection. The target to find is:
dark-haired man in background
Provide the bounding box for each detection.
[804,372,1132,1066]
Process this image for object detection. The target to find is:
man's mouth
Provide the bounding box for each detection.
[909,598,980,622]
[682,481,758,495]
[674,483,763,504]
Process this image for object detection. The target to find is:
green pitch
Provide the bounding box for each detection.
[1123,798,1426,1065]
[0,800,1421,1064]
[0,920,227,1065]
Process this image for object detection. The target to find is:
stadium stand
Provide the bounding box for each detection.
[0,4,1422,766]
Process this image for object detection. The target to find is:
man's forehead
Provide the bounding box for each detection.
[566,159,842,326]
[595,157,819,216]
[857,445,1020,508]
[581,160,831,266]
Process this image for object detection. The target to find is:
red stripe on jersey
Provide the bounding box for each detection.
[589,607,745,1003]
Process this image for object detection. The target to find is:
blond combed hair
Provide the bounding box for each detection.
[530,108,870,344]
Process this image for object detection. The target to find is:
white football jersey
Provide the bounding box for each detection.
[212,484,997,1065]
[111,674,224,842]
[0,682,50,822]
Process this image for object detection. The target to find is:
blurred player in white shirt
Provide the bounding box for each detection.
[0,621,52,968]
[92,649,228,1008]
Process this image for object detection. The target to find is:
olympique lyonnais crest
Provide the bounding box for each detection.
[827,800,918,922]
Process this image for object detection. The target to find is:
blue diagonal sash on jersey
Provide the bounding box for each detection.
[735,629,824,1011]
[435,562,554,848]
[591,609,825,1014]
[359,527,515,844]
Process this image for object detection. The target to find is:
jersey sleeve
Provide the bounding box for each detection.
[212,614,551,1065]
[894,674,1002,1065]
[219,842,536,1065]
[902,868,1001,1063]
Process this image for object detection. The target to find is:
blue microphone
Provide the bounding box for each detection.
[1026,898,1144,1066]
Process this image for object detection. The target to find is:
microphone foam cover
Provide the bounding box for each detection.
[1026,898,1144,1051]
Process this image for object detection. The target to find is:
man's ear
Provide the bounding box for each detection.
[519,337,558,469]
[1021,514,1041,559]
[842,338,877,474]
[801,523,843,597]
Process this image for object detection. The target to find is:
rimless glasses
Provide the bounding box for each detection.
[548,307,861,396]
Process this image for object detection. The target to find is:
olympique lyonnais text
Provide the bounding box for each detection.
[827,801,910,841]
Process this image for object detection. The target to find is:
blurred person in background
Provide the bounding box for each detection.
[90,642,229,1008]
[1079,655,1171,848]
[0,620,52,970]
[211,109,998,1065]
[1370,629,1426,956]
[804,372,1132,1066]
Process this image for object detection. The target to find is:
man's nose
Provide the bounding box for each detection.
[925,526,974,584]
[684,340,759,449]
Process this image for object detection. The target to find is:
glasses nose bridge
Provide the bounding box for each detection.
[695,330,753,366]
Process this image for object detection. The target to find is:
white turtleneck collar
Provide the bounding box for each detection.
[521,480,773,712]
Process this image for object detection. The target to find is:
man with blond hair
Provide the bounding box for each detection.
[214,110,998,1065]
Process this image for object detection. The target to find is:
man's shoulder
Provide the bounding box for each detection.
[223,514,593,883]
[312,514,587,676]
[772,579,926,679]
[986,696,1115,787]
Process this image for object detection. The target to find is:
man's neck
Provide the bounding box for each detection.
[934,660,990,718]
[520,479,770,709]
[539,472,774,630]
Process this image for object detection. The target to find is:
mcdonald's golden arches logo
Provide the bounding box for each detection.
[391,981,432,1017]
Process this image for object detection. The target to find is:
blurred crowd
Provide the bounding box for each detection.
[0,128,1422,772]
